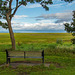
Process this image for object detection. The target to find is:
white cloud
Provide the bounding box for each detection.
[11,11,73,31]
[23,2,64,8]
[49,3,64,7]
[23,3,41,8]
[13,15,28,19]
[12,21,65,31]
[36,11,73,23]
[37,19,55,23]
[37,12,73,19]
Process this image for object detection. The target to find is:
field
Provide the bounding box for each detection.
[0,33,73,44]
[0,33,75,75]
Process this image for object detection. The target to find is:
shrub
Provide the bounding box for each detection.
[56,39,63,45]
[71,38,75,44]
[48,44,57,49]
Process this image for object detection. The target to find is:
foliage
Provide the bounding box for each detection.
[62,0,74,3]
[64,11,75,44]
[56,39,63,45]
[71,38,75,44]
[0,21,8,29]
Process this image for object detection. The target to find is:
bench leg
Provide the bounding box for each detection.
[42,57,44,64]
[6,58,10,64]
[9,58,10,63]
[6,58,8,64]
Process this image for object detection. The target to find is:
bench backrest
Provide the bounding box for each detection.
[6,50,44,57]
[6,50,44,64]
[8,51,24,56]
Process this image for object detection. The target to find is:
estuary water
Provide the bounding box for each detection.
[0,30,66,33]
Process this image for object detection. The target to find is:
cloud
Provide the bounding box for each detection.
[23,3,41,8]
[36,11,73,23]
[49,3,65,8]
[37,19,55,23]
[12,21,65,31]
[13,15,28,19]
[23,1,65,9]
[11,11,73,31]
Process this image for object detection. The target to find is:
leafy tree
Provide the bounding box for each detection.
[0,0,74,49]
[64,11,75,44]
[0,0,53,49]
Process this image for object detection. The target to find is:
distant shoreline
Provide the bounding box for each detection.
[0,32,67,34]
[0,30,67,33]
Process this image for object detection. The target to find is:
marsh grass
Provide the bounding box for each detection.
[0,33,75,75]
[0,33,73,44]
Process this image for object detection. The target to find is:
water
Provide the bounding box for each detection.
[0,30,67,33]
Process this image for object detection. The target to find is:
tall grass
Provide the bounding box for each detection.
[0,33,75,75]
[0,33,73,44]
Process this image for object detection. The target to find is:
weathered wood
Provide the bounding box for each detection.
[6,50,44,64]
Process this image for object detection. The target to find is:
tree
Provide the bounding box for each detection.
[0,0,53,50]
[64,11,75,44]
[0,0,74,49]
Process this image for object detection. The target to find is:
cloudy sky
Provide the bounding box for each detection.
[0,0,75,33]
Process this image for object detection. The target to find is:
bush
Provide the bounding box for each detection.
[71,38,75,44]
[56,39,63,45]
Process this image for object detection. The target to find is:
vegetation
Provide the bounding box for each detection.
[64,11,75,44]
[0,0,53,49]
[0,33,75,75]
[0,0,74,50]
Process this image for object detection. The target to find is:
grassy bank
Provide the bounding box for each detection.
[0,33,73,44]
[0,33,74,51]
[0,33,75,75]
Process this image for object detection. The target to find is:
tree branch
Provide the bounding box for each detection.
[9,0,13,10]
[10,4,22,20]
[16,0,18,7]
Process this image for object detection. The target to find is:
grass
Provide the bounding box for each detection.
[0,52,6,65]
[0,60,75,75]
[0,33,75,75]
[0,33,73,44]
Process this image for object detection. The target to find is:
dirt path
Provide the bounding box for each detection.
[0,63,6,67]
[0,61,61,68]
[10,62,50,67]
[0,61,50,68]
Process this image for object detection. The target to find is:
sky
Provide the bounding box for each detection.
[0,0,75,33]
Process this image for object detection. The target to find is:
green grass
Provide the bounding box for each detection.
[0,33,75,75]
[0,52,6,65]
[0,33,73,44]
[0,59,75,75]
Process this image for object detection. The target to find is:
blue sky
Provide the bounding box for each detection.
[0,0,75,33]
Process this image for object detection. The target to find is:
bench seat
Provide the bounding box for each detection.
[8,56,43,58]
[6,50,44,64]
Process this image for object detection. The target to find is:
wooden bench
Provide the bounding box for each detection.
[6,49,44,64]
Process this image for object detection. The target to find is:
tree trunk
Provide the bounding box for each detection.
[6,15,16,50]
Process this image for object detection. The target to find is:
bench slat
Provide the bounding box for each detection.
[25,56,43,58]
[8,56,24,58]
[8,56,43,58]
